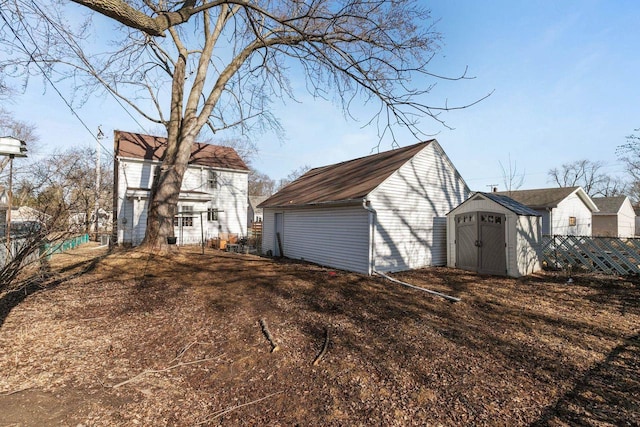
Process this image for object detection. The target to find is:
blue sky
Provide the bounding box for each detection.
[5,0,640,191]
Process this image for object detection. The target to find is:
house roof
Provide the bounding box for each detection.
[477,192,542,216]
[493,186,598,212]
[114,130,249,171]
[592,196,629,215]
[258,140,436,208]
[249,195,268,210]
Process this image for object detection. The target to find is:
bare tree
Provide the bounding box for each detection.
[499,154,525,194]
[277,164,311,190]
[1,0,484,247]
[547,160,608,196]
[618,129,640,202]
[249,168,276,196]
[0,108,39,173]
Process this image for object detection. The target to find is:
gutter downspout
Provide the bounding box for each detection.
[363,199,377,275]
[374,271,461,303]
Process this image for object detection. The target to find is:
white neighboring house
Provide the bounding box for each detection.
[592,196,636,238]
[114,131,249,246]
[494,187,598,236]
[258,140,470,275]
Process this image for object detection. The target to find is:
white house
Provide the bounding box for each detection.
[258,140,470,275]
[248,195,268,228]
[114,131,249,246]
[447,192,542,277]
[494,187,598,236]
[592,196,636,238]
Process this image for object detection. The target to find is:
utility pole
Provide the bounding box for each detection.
[94,126,104,240]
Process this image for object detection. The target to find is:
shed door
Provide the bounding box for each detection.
[274,213,284,256]
[455,211,506,275]
[477,212,506,275]
[455,213,477,271]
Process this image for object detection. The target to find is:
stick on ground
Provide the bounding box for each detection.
[259,318,280,352]
[313,327,330,366]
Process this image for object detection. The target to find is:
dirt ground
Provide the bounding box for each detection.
[0,244,638,426]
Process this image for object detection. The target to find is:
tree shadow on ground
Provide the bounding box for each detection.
[531,333,640,426]
[0,251,109,328]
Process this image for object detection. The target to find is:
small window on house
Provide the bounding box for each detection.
[174,205,194,227]
[569,216,577,227]
[207,207,219,222]
[207,170,218,189]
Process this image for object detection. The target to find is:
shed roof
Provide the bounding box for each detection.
[592,196,629,215]
[114,130,249,171]
[478,192,542,216]
[493,186,598,211]
[258,140,435,208]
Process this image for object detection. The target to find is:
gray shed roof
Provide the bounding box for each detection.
[479,192,542,216]
[258,140,440,208]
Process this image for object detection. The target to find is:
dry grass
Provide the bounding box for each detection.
[0,243,638,426]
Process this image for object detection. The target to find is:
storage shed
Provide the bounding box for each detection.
[447,192,542,277]
[258,140,470,275]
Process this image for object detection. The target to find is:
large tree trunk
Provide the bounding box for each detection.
[140,130,195,248]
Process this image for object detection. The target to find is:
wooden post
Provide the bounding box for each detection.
[6,155,14,249]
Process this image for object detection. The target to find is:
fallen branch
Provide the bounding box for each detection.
[259,318,280,352]
[313,327,330,366]
[197,391,283,425]
[110,354,224,389]
[0,385,33,396]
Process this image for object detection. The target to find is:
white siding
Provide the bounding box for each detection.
[262,206,371,274]
[552,193,593,236]
[618,199,636,238]
[116,158,248,245]
[368,142,469,272]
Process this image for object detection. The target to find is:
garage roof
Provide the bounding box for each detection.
[258,140,435,208]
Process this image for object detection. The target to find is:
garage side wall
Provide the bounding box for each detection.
[369,143,469,272]
[262,206,371,274]
[553,194,593,236]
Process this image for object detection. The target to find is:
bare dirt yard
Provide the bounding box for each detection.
[0,244,638,426]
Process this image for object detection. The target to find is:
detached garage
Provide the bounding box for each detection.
[447,192,542,277]
[258,140,470,275]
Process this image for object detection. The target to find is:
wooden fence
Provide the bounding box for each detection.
[541,235,640,275]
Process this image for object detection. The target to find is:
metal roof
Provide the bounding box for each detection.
[114,130,249,171]
[258,140,436,208]
[479,192,542,216]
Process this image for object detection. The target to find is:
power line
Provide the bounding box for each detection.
[29,0,150,141]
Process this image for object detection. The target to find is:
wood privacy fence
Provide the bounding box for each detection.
[542,235,640,275]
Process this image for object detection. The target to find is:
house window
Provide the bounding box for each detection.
[174,205,194,227]
[569,216,577,227]
[207,207,219,221]
[207,170,218,189]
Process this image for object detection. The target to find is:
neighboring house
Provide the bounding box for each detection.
[69,208,113,233]
[592,196,635,238]
[247,195,268,227]
[494,187,598,236]
[447,192,542,277]
[258,140,470,275]
[1,206,50,237]
[114,131,249,246]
